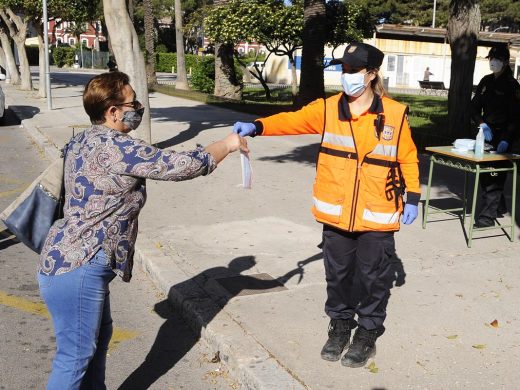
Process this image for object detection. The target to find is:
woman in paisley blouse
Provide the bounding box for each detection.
[37,71,247,389]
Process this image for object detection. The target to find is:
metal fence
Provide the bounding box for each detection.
[75,50,110,69]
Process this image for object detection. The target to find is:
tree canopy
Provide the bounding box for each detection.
[353,0,519,31]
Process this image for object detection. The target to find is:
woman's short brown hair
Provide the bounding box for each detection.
[83,71,130,124]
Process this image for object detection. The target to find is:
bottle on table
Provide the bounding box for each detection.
[475,127,485,158]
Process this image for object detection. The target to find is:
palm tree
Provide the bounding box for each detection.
[143,0,157,86]
[213,0,241,99]
[296,0,326,108]
[174,0,189,90]
[447,0,480,139]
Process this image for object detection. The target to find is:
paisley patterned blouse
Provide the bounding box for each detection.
[39,124,216,282]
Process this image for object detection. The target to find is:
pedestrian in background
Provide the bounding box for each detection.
[471,44,520,228]
[423,67,433,81]
[233,42,420,368]
[37,71,247,389]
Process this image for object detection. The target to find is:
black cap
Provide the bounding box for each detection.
[329,42,384,69]
[486,44,510,62]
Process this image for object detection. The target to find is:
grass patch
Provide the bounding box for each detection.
[392,93,452,149]
[152,84,451,149]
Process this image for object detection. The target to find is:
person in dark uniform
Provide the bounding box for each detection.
[471,44,520,228]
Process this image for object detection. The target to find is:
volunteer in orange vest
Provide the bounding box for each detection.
[233,42,420,368]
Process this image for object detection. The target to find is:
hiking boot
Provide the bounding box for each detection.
[320,319,353,362]
[341,327,378,368]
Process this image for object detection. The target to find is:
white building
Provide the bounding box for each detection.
[258,25,520,90]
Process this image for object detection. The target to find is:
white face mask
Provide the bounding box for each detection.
[341,72,368,97]
[489,59,504,74]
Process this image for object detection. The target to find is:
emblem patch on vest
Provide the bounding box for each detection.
[381,125,394,140]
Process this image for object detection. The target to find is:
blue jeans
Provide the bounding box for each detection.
[38,250,116,390]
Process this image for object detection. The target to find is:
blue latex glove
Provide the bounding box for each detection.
[480,123,493,142]
[402,204,418,225]
[233,122,256,137]
[497,140,509,153]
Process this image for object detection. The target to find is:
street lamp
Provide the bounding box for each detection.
[42,0,52,110]
[432,0,437,28]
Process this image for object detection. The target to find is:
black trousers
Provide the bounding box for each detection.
[478,170,508,221]
[322,225,395,331]
[477,126,510,221]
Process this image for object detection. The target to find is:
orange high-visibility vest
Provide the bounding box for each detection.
[258,93,419,232]
[313,95,408,231]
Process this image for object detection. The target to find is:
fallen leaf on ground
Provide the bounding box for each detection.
[365,361,378,373]
[490,319,499,328]
[446,335,458,339]
[211,351,221,363]
[472,344,486,349]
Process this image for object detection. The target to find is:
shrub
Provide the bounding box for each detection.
[52,46,76,67]
[155,52,200,73]
[190,55,215,94]
[156,44,169,53]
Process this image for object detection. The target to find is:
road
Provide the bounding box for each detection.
[0,108,237,390]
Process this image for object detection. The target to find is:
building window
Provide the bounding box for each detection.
[387,56,395,72]
[69,38,75,45]
[82,39,88,47]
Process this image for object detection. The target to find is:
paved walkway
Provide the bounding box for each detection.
[3,70,520,389]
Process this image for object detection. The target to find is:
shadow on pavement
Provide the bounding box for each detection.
[0,228,19,251]
[4,106,39,122]
[151,106,235,148]
[118,253,322,389]
[258,142,321,166]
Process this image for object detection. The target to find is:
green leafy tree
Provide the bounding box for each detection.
[352,0,450,28]
[206,0,303,98]
[0,16,19,85]
[480,0,520,32]
[0,6,32,90]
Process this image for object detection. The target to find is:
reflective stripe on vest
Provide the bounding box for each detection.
[362,208,400,225]
[313,197,342,216]
[322,132,355,149]
[372,144,397,158]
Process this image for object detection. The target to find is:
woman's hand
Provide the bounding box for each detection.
[205,133,249,164]
[224,133,249,154]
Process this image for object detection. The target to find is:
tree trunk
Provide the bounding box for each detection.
[0,28,20,85]
[104,0,151,143]
[37,28,46,97]
[214,42,241,99]
[127,0,134,23]
[290,56,298,97]
[296,0,326,108]
[143,0,157,86]
[174,0,189,90]
[447,0,480,140]
[0,9,32,90]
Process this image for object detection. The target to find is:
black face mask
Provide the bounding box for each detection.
[121,107,145,130]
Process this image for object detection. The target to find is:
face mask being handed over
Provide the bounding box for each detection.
[489,59,504,74]
[341,72,368,97]
[121,107,145,130]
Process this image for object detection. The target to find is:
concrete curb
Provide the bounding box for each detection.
[134,234,307,390]
[7,105,60,161]
[14,105,306,390]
